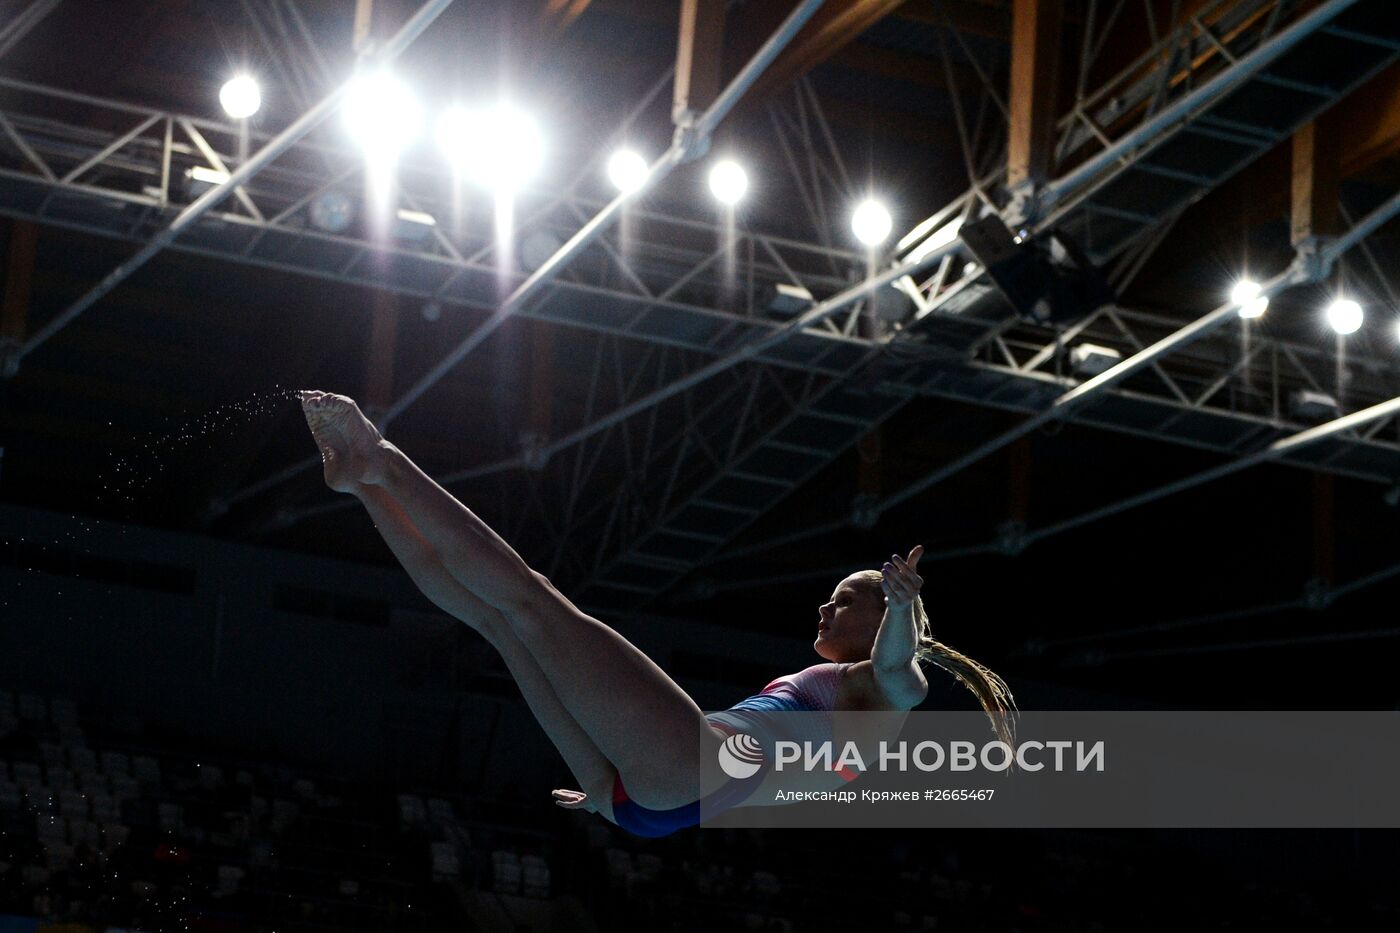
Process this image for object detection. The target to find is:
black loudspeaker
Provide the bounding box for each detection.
[959,216,1055,321]
[960,216,1115,325]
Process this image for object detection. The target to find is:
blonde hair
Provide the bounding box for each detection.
[850,570,1017,748]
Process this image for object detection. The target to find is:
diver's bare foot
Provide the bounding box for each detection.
[299,391,389,492]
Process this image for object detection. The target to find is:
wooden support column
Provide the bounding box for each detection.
[1008,0,1062,192]
[1291,118,1341,249]
[674,0,726,125]
[1,221,36,346]
[353,0,375,53]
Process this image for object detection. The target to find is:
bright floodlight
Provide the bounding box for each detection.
[607,149,649,194]
[344,72,421,156]
[708,159,748,205]
[219,75,261,119]
[1231,279,1268,319]
[851,199,893,246]
[437,103,543,193]
[1326,297,1363,335]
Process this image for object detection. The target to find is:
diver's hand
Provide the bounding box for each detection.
[880,545,924,610]
[551,789,595,812]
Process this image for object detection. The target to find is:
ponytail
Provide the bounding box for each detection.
[854,570,1018,748]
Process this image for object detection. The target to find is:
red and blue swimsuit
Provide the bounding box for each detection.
[610,662,851,837]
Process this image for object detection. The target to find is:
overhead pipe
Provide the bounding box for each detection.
[1026,393,1400,545]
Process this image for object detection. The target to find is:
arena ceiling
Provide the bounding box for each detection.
[4,0,1400,703]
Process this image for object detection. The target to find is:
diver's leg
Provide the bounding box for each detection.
[302,392,722,809]
[354,484,616,819]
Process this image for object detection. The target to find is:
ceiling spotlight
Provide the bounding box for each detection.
[1231,279,1268,319]
[183,165,229,199]
[437,103,544,193]
[851,199,893,246]
[391,208,436,243]
[708,159,748,205]
[1070,342,1122,376]
[219,75,261,119]
[344,72,421,156]
[1326,297,1363,335]
[309,190,354,233]
[607,149,649,194]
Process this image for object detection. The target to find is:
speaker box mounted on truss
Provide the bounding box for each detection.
[958,216,1115,325]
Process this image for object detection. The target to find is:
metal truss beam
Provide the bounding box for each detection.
[378,0,828,429]
[868,179,1400,523]
[3,0,459,374]
[1043,556,1400,665]
[1020,392,1400,548]
[0,0,61,63]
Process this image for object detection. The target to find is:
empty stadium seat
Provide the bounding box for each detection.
[48,698,79,728]
[58,790,88,819]
[68,820,100,847]
[109,775,140,802]
[41,841,74,870]
[156,802,182,832]
[396,794,426,826]
[490,850,522,895]
[430,841,460,879]
[34,813,65,842]
[216,864,245,895]
[11,762,43,787]
[521,854,551,897]
[427,797,455,824]
[38,743,64,769]
[131,756,161,784]
[101,823,130,853]
[67,746,97,774]
[90,792,118,822]
[77,771,109,796]
[635,852,663,881]
[17,694,46,721]
[100,751,131,777]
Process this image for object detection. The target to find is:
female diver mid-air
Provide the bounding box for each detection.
[300,391,1015,837]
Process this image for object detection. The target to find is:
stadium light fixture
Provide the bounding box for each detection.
[708,159,748,205]
[607,149,649,194]
[344,72,421,157]
[219,75,261,119]
[851,199,893,246]
[1326,297,1363,335]
[437,103,544,193]
[1231,279,1268,319]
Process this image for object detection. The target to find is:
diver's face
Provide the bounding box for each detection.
[814,576,883,662]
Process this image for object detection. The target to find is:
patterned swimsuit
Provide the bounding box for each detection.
[610,662,852,838]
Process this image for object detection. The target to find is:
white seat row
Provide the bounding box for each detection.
[0,692,79,723]
[521,853,551,897]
